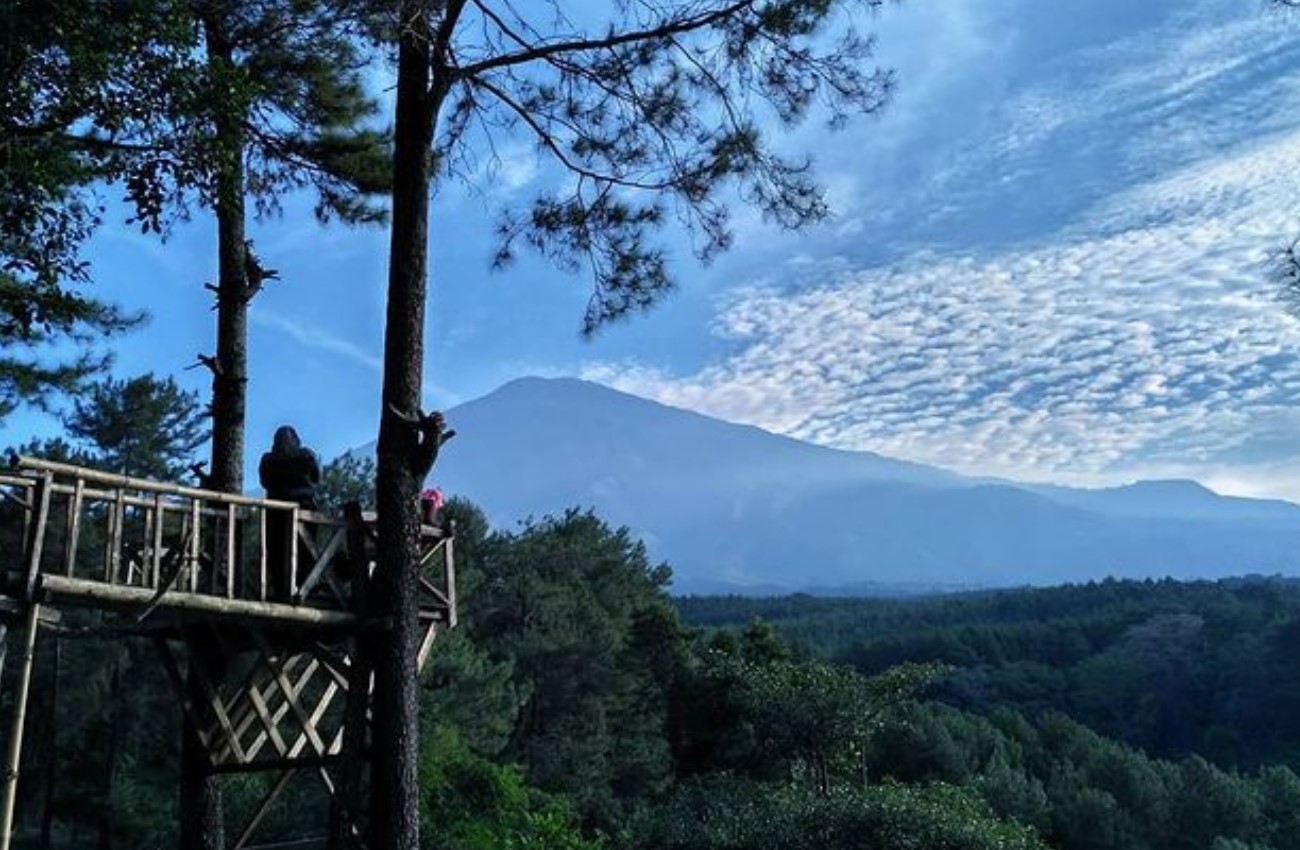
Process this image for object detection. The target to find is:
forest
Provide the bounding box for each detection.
[9,385,1300,849]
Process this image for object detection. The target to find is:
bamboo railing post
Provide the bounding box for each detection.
[226,504,238,599]
[150,495,165,588]
[288,507,300,600]
[188,500,202,592]
[107,486,126,584]
[63,478,84,577]
[24,473,53,601]
[445,529,457,629]
[258,508,268,602]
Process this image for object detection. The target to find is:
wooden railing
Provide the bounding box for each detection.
[0,455,455,630]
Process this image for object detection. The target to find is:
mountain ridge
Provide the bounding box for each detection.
[376,376,1300,593]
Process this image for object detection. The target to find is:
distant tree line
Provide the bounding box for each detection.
[679,578,1300,769]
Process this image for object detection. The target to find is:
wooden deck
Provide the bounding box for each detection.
[0,454,458,850]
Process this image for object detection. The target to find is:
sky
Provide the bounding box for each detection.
[13,0,1300,501]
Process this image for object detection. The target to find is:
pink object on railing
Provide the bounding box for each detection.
[420,487,445,524]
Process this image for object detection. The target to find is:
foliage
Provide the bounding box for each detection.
[462,509,678,828]
[371,0,897,332]
[317,451,377,515]
[108,0,390,231]
[0,0,158,417]
[632,777,1049,850]
[419,724,603,850]
[678,578,1300,768]
[31,490,1300,850]
[63,372,209,479]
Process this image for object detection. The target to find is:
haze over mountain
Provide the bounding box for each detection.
[411,377,1300,594]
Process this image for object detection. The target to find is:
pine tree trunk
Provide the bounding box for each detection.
[180,11,247,850]
[209,196,248,494]
[370,6,436,849]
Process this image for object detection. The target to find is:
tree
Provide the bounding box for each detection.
[316,452,378,515]
[633,777,1050,850]
[0,0,156,419]
[63,373,209,480]
[369,3,897,845]
[462,511,676,828]
[85,0,391,496]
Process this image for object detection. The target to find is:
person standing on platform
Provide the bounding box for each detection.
[259,426,321,600]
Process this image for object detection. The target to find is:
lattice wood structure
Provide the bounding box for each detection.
[0,455,456,849]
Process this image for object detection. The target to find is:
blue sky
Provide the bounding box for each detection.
[13,0,1300,501]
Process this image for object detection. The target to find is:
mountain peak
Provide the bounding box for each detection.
[421,377,1300,593]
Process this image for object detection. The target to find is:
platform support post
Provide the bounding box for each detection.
[0,602,43,850]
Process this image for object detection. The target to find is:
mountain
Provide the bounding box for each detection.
[404,377,1300,594]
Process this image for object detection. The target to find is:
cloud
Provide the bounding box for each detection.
[251,311,383,373]
[583,6,1300,502]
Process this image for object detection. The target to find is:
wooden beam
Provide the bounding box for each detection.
[445,535,457,628]
[259,508,269,602]
[38,575,357,627]
[288,507,300,599]
[207,753,342,775]
[226,504,238,599]
[232,770,296,850]
[249,632,328,756]
[416,622,440,671]
[188,647,248,763]
[10,455,299,510]
[188,500,201,592]
[294,527,347,604]
[107,486,126,584]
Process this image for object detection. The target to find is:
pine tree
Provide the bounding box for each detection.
[0,0,164,418]
[369,3,897,846]
[64,7,394,842]
[63,373,209,480]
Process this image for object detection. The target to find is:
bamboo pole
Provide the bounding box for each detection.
[445,535,457,628]
[258,508,268,602]
[10,456,297,510]
[63,478,83,577]
[24,474,52,601]
[226,504,238,599]
[39,575,357,627]
[108,486,126,584]
[188,500,201,592]
[151,495,166,587]
[0,603,42,850]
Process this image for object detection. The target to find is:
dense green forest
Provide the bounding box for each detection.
[679,579,1300,767]
[7,380,1300,848]
[14,480,1300,849]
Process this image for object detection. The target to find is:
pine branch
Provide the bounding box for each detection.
[456,0,757,78]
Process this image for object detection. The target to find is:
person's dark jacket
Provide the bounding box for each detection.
[259,426,321,509]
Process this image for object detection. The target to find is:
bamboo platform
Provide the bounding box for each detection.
[0,455,457,850]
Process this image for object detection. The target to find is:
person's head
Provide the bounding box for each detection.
[272,426,301,453]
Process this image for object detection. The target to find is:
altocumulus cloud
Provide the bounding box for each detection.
[585,4,1300,499]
